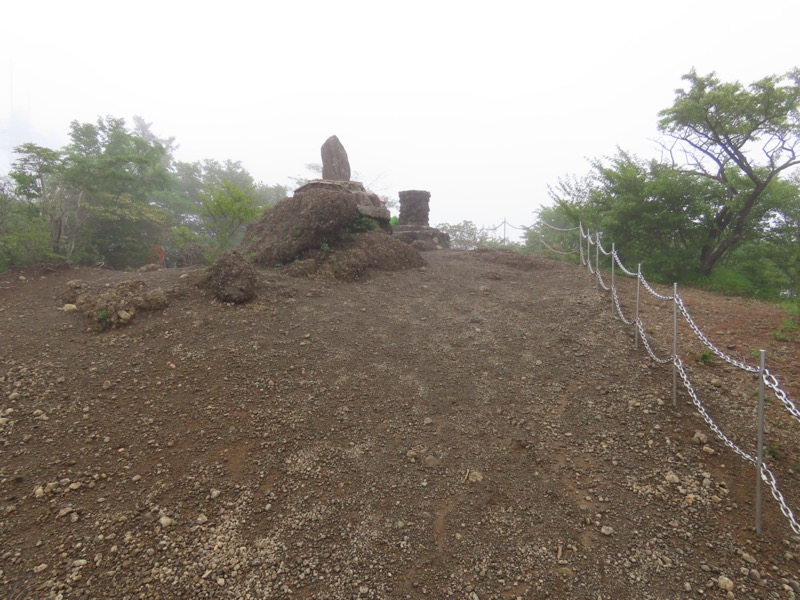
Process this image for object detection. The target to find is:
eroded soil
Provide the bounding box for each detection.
[1,249,800,599]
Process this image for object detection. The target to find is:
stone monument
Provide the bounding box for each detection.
[321,135,351,181]
[393,190,450,250]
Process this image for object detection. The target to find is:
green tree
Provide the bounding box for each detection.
[199,180,260,258]
[59,116,173,267]
[0,177,51,269]
[658,68,800,275]
[10,143,85,258]
[436,221,496,250]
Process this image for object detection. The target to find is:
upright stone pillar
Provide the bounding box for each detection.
[393,189,450,250]
[398,190,431,227]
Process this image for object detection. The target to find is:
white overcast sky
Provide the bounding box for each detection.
[1,1,798,238]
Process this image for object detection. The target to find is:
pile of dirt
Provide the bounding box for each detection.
[235,180,424,284]
[61,275,183,329]
[281,230,425,280]
[201,251,258,304]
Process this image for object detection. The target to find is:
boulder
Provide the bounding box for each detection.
[206,251,257,304]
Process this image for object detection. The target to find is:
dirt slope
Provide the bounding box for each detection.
[1,250,800,600]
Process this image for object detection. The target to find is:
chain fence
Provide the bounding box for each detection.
[539,219,800,536]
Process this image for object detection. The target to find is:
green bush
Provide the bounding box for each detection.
[702,268,756,296]
[348,215,379,233]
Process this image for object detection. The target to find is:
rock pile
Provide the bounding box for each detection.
[242,179,393,266]
[203,251,257,304]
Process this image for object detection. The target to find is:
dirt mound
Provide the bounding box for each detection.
[61,277,177,329]
[282,230,425,280]
[242,185,361,266]
[203,250,258,304]
[241,180,423,281]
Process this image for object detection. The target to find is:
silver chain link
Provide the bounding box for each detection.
[596,270,610,291]
[638,273,674,301]
[763,368,800,426]
[545,221,800,536]
[540,237,577,255]
[674,295,759,374]
[612,286,635,325]
[636,320,674,364]
[597,235,612,256]
[540,220,580,232]
[612,251,637,277]
[759,462,800,535]
[675,358,800,535]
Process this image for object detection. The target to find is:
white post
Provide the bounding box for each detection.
[595,235,600,289]
[635,264,642,349]
[756,349,766,534]
[672,283,678,407]
[611,243,616,315]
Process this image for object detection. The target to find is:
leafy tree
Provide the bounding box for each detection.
[0,177,50,269]
[169,159,283,227]
[198,181,260,258]
[59,116,173,267]
[658,68,800,274]
[436,221,500,250]
[10,143,85,258]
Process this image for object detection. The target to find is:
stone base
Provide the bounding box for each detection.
[393,226,450,251]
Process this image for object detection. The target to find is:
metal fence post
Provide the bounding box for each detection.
[672,283,678,407]
[756,349,766,534]
[635,264,641,349]
[611,243,616,315]
[595,235,600,289]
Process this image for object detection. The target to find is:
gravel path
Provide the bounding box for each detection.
[1,249,799,599]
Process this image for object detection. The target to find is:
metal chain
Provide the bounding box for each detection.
[612,251,637,277]
[506,222,531,231]
[760,462,800,535]
[568,223,800,536]
[541,238,577,255]
[636,320,674,364]
[638,273,674,301]
[674,295,759,374]
[675,358,800,535]
[763,368,800,425]
[612,286,635,325]
[675,357,757,462]
[597,236,612,256]
[596,270,610,291]
[540,220,580,232]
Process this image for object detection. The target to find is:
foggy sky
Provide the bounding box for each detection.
[2,1,798,239]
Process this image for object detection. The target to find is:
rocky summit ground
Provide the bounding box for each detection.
[2,249,800,600]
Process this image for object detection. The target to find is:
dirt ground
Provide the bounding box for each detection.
[1,249,800,600]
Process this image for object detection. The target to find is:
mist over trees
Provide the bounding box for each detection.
[532,69,800,300]
[1,116,288,270]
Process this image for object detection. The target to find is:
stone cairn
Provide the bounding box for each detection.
[292,135,391,229]
[393,190,450,250]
